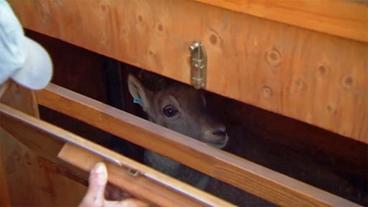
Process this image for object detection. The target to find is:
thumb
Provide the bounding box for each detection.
[81,162,108,207]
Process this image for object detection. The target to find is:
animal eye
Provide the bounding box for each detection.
[162,104,178,118]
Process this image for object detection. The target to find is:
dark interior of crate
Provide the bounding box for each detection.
[27,30,368,206]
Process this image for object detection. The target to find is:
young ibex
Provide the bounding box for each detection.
[127,74,228,188]
[127,73,365,206]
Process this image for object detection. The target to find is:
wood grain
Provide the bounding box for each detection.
[8,0,368,143]
[35,83,363,207]
[0,108,65,161]
[59,143,233,207]
[0,81,39,117]
[0,83,64,160]
[194,0,368,43]
[0,82,86,206]
[0,103,233,207]
[0,132,11,207]
[0,129,86,207]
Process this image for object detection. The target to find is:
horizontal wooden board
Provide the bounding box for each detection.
[0,81,39,117]
[194,0,368,43]
[0,85,86,207]
[0,103,232,207]
[8,0,368,143]
[0,129,86,207]
[59,143,233,207]
[35,83,363,207]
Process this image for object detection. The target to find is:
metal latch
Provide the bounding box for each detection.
[189,41,207,89]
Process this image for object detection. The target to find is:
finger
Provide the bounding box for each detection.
[80,162,108,207]
[105,199,150,207]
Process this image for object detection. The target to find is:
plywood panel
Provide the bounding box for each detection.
[194,0,368,43]
[35,84,362,207]
[8,0,368,143]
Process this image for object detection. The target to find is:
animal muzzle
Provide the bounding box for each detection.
[203,128,229,149]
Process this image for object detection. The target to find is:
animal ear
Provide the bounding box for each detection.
[127,74,151,111]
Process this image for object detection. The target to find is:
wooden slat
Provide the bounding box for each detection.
[9,0,368,143]
[0,103,233,207]
[0,83,64,160]
[0,128,86,207]
[35,83,362,207]
[59,143,233,207]
[0,109,64,161]
[194,0,368,43]
[0,81,39,117]
[0,81,85,206]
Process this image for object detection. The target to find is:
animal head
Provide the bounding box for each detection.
[127,74,228,148]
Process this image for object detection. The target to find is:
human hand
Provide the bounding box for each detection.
[79,162,148,207]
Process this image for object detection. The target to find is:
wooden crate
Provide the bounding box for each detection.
[1,0,367,206]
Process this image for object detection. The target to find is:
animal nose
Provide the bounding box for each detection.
[209,127,228,148]
[212,128,227,137]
